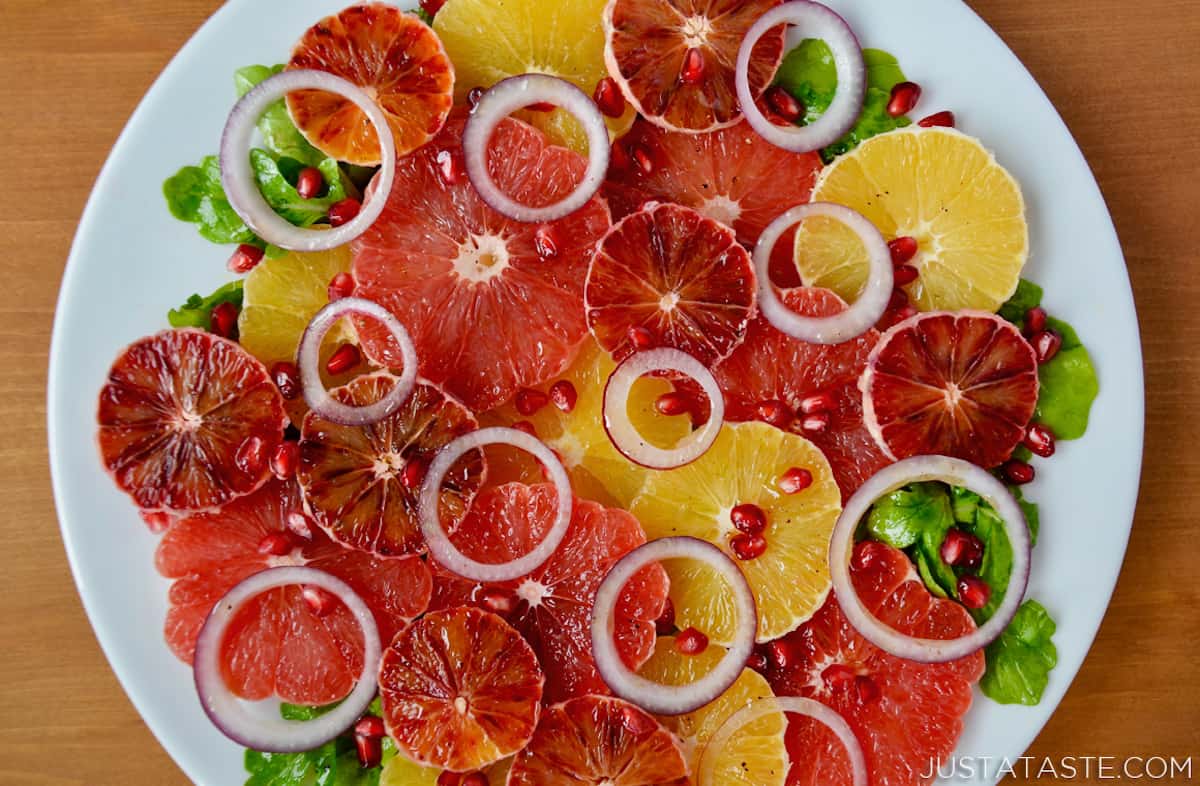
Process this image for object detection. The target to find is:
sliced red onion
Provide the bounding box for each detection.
[463,74,609,223]
[736,2,865,152]
[755,203,892,344]
[830,456,1031,663]
[220,69,395,251]
[591,537,757,716]
[298,297,418,426]
[193,566,380,752]
[699,696,866,786]
[602,348,725,469]
[420,427,572,582]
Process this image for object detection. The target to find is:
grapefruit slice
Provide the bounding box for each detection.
[632,422,842,644]
[604,118,824,288]
[508,695,689,786]
[155,479,431,705]
[97,329,287,513]
[429,482,669,703]
[714,288,892,499]
[639,640,786,786]
[379,606,544,772]
[298,373,484,556]
[861,311,1039,469]
[603,0,785,133]
[286,4,455,165]
[352,111,612,412]
[768,541,985,786]
[585,202,756,365]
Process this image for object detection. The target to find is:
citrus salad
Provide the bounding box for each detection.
[94,1,1100,784]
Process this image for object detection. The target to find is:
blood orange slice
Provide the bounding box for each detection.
[286,4,455,165]
[298,373,483,557]
[97,329,287,513]
[352,111,612,412]
[429,482,668,703]
[585,202,755,364]
[508,695,689,786]
[155,479,431,705]
[603,0,785,133]
[768,540,985,786]
[862,311,1039,469]
[379,606,544,772]
[714,288,891,499]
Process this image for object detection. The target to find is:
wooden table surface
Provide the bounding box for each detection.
[2,1,1197,784]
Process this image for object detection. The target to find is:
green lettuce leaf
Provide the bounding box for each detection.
[252,152,349,227]
[244,702,395,786]
[863,49,906,92]
[235,64,325,167]
[864,482,953,550]
[981,600,1058,705]
[167,280,243,330]
[997,278,1044,326]
[1035,316,1098,440]
[163,155,257,245]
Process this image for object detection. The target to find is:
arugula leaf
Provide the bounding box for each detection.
[167,280,243,330]
[163,156,257,245]
[235,64,326,167]
[981,600,1058,705]
[997,278,1044,325]
[252,152,348,226]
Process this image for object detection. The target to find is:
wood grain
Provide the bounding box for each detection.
[0,1,1195,784]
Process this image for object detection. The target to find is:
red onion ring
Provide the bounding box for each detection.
[602,348,725,469]
[462,74,609,223]
[298,297,418,426]
[755,203,892,344]
[220,69,396,251]
[829,456,1031,663]
[591,537,757,716]
[419,427,572,582]
[736,2,865,152]
[192,566,381,752]
[699,696,866,786]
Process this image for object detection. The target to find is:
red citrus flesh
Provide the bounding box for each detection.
[429,482,669,703]
[379,606,544,772]
[603,0,785,133]
[287,3,455,165]
[155,479,431,705]
[97,329,286,513]
[507,694,689,786]
[352,111,612,411]
[768,541,985,786]
[297,373,483,557]
[862,311,1039,469]
[585,202,756,364]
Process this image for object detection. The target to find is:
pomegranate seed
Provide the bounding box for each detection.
[436,149,464,185]
[480,587,516,615]
[418,0,445,16]
[680,47,706,85]
[801,412,830,434]
[886,81,922,117]
[355,715,385,739]
[1031,330,1063,364]
[303,585,338,617]
[593,76,626,118]
[286,511,313,540]
[1024,423,1057,458]
[918,110,956,128]
[888,236,919,266]
[823,663,857,689]
[512,420,537,437]
[764,85,805,122]
[1001,458,1036,485]
[326,343,362,375]
[271,361,302,399]
[354,733,382,769]
[893,264,920,286]
[655,392,692,417]
[140,510,172,533]
[461,774,489,786]
[622,705,656,736]
[940,527,984,571]
[747,651,769,674]
[675,627,709,655]
[437,773,460,786]
[767,640,794,670]
[210,301,239,339]
[328,272,356,301]
[235,435,266,475]
[227,243,265,274]
[466,86,484,108]
[526,101,556,112]
[296,167,326,200]
[888,288,909,311]
[778,467,813,494]
[1024,306,1048,335]
[654,598,676,635]
[270,441,299,479]
[257,532,294,556]
[549,380,578,413]
[400,456,427,490]
[515,388,550,416]
[534,225,559,259]
[730,532,768,561]
[628,325,656,349]
[756,399,794,429]
[328,198,361,227]
[730,503,768,536]
[957,575,991,609]
[631,145,655,176]
[799,392,835,416]
[855,675,881,703]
